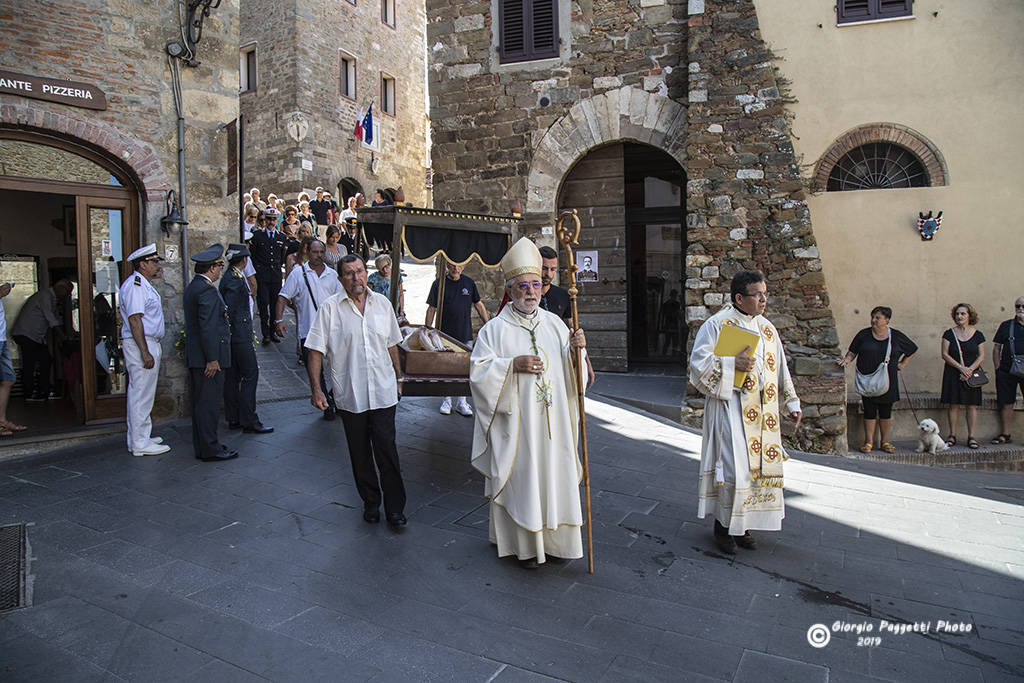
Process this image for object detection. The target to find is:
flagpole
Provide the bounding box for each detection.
[556,209,594,574]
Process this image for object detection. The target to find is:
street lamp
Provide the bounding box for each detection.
[166,0,223,67]
[160,190,188,236]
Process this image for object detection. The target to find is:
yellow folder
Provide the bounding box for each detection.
[713,324,760,388]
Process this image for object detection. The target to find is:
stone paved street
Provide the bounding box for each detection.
[1,390,1022,682]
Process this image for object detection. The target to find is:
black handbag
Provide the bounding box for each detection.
[951,330,988,388]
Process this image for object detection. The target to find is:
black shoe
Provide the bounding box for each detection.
[713,533,737,555]
[363,508,381,523]
[322,407,336,421]
[261,337,274,346]
[243,424,274,434]
[386,513,407,527]
[227,421,242,430]
[735,532,758,550]
[197,450,239,462]
[519,557,540,570]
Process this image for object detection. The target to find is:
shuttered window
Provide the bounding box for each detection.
[499,0,559,64]
[837,0,913,24]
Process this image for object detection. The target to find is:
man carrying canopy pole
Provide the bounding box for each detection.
[469,237,590,570]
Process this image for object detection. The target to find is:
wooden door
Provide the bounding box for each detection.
[76,196,132,423]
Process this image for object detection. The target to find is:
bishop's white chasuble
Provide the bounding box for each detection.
[470,305,584,563]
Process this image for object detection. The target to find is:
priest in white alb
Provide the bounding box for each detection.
[688,270,801,554]
[470,237,587,569]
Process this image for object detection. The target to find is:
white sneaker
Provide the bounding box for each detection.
[439,397,452,415]
[455,398,473,417]
[132,443,170,457]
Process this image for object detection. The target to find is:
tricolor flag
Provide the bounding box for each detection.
[354,108,364,141]
[361,103,374,145]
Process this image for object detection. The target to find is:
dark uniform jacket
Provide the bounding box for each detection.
[248,228,288,283]
[219,267,254,345]
[183,275,231,369]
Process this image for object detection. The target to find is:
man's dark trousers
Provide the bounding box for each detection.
[256,278,281,339]
[224,341,258,428]
[339,405,406,515]
[13,334,50,398]
[190,368,225,459]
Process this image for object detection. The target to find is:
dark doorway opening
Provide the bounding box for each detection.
[338,177,363,206]
[624,143,686,370]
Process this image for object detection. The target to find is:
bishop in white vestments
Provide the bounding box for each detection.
[688,271,801,554]
[470,238,587,569]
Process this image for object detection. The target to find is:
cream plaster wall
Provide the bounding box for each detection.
[754,0,1024,395]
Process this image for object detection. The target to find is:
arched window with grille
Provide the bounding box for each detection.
[814,124,948,192]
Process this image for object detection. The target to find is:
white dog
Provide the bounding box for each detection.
[915,418,948,454]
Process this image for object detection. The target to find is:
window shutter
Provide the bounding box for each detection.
[837,0,871,23]
[837,0,912,24]
[878,0,912,19]
[531,0,558,59]
[500,0,526,62]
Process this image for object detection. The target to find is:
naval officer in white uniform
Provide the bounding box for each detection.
[119,244,169,456]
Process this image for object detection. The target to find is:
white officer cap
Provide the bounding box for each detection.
[127,244,162,262]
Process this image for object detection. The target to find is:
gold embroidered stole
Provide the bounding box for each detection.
[727,317,784,488]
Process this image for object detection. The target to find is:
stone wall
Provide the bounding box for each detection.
[428,0,689,216]
[0,0,241,419]
[682,0,845,453]
[241,0,430,206]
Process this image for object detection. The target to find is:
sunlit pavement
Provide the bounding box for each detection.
[1,387,1021,682]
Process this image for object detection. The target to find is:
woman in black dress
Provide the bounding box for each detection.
[838,306,918,453]
[940,303,986,449]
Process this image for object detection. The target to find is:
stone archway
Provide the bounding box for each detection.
[0,101,172,202]
[525,86,686,218]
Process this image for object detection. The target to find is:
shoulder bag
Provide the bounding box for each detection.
[951,329,988,387]
[1010,322,1024,379]
[855,333,891,397]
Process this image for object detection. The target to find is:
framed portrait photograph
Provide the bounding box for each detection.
[576,250,598,282]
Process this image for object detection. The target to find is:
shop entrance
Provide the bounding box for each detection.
[0,133,139,433]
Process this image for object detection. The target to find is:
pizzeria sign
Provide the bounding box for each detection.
[0,70,107,110]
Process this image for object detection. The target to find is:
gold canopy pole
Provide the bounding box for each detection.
[556,209,594,574]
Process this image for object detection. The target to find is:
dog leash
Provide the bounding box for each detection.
[898,369,921,424]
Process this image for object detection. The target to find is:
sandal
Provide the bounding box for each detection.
[945,436,957,448]
[0,428,12,437]
[880,442,896,454]
[967,437,980,450]
[859,443,873,453]
[991,434,1012,445]
[0,420,26,432]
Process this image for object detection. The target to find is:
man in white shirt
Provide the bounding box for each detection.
[305,254,408,527]
[275,239,344,420]
[119,244,169,456]
[11,278,72,402]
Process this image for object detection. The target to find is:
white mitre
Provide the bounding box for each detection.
[500,237,543,281]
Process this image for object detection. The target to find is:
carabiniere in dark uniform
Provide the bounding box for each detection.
[183,244,238,462]
[248,207,289,344]
[220,243,272,434]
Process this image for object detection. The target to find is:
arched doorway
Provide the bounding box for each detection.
[0,131,140,430]
[557,142,686,372]
[338,177,363,206]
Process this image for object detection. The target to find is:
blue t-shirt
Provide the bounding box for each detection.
[426,274,479,343]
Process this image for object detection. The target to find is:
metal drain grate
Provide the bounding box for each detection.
[0,523,29,612]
